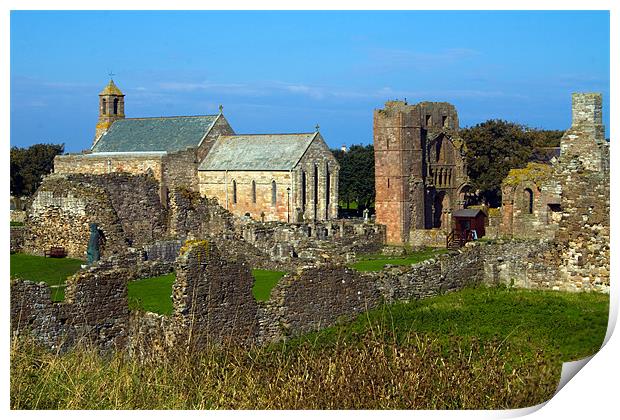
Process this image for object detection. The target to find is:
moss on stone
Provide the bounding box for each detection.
[179,239,210,259]
[503,163,553,187]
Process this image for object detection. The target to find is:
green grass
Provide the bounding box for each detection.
[10,253,84,302]
[10,221,24,227]
[126,269,288,314]
[10,285,609,409]
[127,273,176,316]
[293,286,609,363]
[252,269,287,301]
[351,248,448,272]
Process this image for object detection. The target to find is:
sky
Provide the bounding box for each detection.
[10,10,610,152]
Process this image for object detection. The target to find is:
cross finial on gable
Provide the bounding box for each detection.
[108,71,115,80]
[219,104,223,113]
[315,123,320,132]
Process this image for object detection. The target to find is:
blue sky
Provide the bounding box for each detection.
[10,10,610,152]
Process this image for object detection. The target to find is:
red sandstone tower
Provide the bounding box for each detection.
[374,100,469,245]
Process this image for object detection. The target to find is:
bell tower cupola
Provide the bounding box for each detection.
[93,78,125,148]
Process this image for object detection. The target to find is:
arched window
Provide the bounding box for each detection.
[524,188,534,214]
[232,180,237,204]
[102,98,107,115]
[251,180,256,204]
[313,165,319,220]
[271,181,277,206]
[301,171,307,212]
[113,98,119,115]
[325,164,330,218]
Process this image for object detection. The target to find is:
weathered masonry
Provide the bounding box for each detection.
[198,133,339,222]
[54,79,339,223]
[373,100,471,245]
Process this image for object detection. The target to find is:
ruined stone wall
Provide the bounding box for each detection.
[10,226,25,253]
[499,163,561,240]
[24,173,167,259]
[24,175,127,258]
[240,219,385,267]
[260,267,382,340]
[170,241,259,347]
[168,187,237,239]
[54,153,164,181]
[258,243,484,343]
[374,100,468,245]
[11,265,130,352]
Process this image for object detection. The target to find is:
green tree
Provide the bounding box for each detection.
[460,121,565,207]
[10,143,64,196]
[460,121,533,207]
[332,144,375,210]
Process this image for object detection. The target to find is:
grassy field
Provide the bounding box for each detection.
[127,273,176,315]
[251,269,287,301]
[293,286,609,363]
[351,248,448,272]
[10,253,84,301]
[10,286,609,409]
[126,269,286,315]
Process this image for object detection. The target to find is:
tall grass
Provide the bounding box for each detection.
[11,330,560,409]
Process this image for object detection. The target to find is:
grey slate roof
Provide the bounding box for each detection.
[92,115,219,153]
[453,208,485,218]
[199,133,317,171]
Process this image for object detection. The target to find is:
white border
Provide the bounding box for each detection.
[3,2,617,419]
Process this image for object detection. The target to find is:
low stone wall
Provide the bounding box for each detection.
[241,219,385,266]
[259,266,382,341]
[11,265,130,352]
[258,244,484,343]
[10,226,25,253]
[409,228,447,248]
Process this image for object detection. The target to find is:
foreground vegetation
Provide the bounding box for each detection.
[10,253,84,301]
[10,286,609,409]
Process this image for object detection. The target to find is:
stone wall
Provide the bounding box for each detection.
[240,219,385,267]
[169,241,260,348]
[198,170,294,222]
[24,173,167,259]
[11,265,130,352]
[162,148,199,192]
[259,266,382,341]
[24,175,128,258]
[10,226,25,253]
[55,153,164,182]
[294,135,340,221]
[374,100,469,245]
[259,244,484,343]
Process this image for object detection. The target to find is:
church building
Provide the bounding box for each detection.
[54,79,339,222]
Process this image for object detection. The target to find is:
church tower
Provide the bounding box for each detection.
[93,79,125,148]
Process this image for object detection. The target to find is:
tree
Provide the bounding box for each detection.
[460,121,565,207]
[331,144,375,210]
[10,143,64,196]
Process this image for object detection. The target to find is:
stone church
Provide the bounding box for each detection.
[54,79,339,222]
[373,100,471,245]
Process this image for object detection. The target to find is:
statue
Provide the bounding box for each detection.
[86,223,102,264]
[363,208,370,223]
